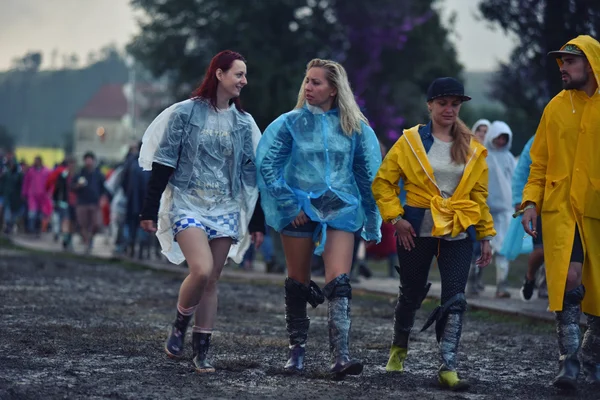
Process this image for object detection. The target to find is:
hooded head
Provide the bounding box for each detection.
[471,118,491,143]
[485,121,513,151]
[548,35,600,96]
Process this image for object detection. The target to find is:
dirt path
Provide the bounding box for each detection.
[0,251,596,399]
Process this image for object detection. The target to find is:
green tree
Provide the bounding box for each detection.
[129,0,463,139]
[0,125,15,152]
[11,52,43,72]
[128,0,341,129]
[478,0,600,152]
[333,0,462,143]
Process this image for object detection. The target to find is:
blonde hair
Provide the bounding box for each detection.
[450,118,472,164]
[295,58,369,136]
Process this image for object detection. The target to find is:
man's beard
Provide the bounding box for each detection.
[562,71,589,90]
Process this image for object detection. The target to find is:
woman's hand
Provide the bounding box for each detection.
[476,240,492,267]
[251,231,264,249]
[394,219,416,251]
[291,210,309,228]
[140,220,157,233]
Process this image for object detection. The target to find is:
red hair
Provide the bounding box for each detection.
[191,50,246,112]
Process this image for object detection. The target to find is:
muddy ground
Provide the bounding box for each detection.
[0,248,597,400]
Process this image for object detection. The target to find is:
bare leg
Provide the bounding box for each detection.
[190,236,232,373]
[282,235,314,284]
[526,247,545,281]
[75,206,90,246]
[565,261,583,292]
[164,228,215,358]
[193,237,233,331]
[322,229,355,284]
[176,228,214,308]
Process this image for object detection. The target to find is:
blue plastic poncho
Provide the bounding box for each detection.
[256,104,382,255]
[511,135,535,206]
[139,99,261,264]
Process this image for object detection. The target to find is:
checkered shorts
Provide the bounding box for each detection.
[172,213,239,241]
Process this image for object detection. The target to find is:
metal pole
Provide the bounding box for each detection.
[131,62,136,138]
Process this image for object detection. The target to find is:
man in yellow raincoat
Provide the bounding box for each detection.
[521,35,600,389]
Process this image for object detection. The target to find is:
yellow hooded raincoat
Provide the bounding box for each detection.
[372,125,496,241]
[522,35,600,316]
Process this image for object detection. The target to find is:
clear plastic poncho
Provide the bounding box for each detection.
[256,104,382,255]
[139,99,261,264]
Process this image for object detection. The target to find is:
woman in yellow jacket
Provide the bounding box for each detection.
[521,35,600,389]
[372,77,495,391]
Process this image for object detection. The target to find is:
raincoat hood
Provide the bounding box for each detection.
[471,118,491,133]
[485,120,513,151]
[555,35,600,93]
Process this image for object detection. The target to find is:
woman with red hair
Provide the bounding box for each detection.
[139,50,265,373]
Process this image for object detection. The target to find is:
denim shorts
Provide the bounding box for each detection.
[281,220,320,238]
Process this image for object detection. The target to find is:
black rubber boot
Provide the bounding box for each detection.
[283,278,323,372]
[164,311,192,358]
[553,285,585,390]
[192,332,215,373]
[324,274,362,380]
[582,314,600,384]
[285,345,305,372]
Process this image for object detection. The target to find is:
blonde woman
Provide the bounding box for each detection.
[256,59,382,378]
[372,77,495,391]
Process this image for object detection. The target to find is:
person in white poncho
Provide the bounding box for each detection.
[467,118,491,295]
[484,120,517,298]
[139,50,265,373]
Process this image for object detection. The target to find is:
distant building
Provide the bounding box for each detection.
[73,83,167,163]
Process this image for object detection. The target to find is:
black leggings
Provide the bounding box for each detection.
[397,237,473,303]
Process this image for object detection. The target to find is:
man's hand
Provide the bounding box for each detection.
[521,203,538,238]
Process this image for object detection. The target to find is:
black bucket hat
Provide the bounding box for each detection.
[427,77,471,102]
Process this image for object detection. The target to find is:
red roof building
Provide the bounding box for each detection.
[76,84,128,119]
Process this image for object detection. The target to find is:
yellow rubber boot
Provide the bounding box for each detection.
[385,345,407,372]
[438,370,470,391]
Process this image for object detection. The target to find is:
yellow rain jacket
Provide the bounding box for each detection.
[372,123,495,241]
[522,35,600,316]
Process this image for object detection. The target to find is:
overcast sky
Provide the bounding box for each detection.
[0,0,517,72]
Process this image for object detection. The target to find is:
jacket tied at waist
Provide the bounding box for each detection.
[428,196,480,237]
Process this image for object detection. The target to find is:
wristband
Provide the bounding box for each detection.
[513,203,536,218]
[391,215,403,224]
